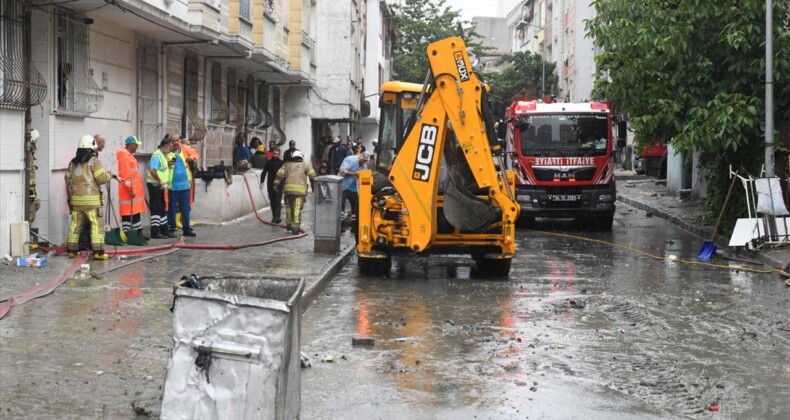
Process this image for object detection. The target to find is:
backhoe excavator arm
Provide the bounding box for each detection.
[385,37,518,252]
[357,36,519,273]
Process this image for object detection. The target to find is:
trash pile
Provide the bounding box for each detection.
[3,253,47,268]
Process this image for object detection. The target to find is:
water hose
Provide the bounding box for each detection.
[528,229,786,277]
[1,173,312,319]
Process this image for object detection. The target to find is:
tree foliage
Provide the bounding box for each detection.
[484,52,557,110]
[588,0,790,233]
[391,0,486,83]
[587,0,790,154]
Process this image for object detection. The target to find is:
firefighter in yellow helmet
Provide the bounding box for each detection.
[274,150,316,234]
[65,135,114,259]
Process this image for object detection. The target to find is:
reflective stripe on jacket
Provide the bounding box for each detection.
[276,161,316,196]
[117,147,147,216]
[65,157,112,210]
[147,149,171,187]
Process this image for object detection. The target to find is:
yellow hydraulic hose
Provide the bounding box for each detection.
[527,229,785,276]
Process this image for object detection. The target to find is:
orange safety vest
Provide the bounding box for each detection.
[180,143,200,203]
[116,147,147,216]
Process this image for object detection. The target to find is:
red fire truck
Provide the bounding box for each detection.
[504,98,623,230]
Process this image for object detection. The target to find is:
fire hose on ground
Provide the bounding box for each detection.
[0,174,309,320]
[528,229,790,279]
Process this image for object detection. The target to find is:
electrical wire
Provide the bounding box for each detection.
[527,229,784,276]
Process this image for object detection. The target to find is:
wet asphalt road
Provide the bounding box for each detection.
[301,206,790,419]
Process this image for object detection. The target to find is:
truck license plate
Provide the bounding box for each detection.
[548,194,580,201]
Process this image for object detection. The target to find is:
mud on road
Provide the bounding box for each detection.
[301,212,790,419]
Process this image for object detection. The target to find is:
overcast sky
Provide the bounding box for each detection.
[443,0,519,21]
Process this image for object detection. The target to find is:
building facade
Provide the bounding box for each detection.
[0,0,382,255]
[509,0,596,102]
[358,0,394,147]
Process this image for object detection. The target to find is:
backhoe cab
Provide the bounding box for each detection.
[356,37,520,277]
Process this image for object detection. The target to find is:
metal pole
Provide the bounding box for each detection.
[24,4,32,223]
[541,40,545,97]
[765,0,774,177]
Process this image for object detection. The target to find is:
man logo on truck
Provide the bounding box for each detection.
[454,51,470,82]
[413,124,438,181]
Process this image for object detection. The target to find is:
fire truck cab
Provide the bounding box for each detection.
[504,98,618,230]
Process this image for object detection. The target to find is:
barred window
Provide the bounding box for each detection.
[0,0,46,109]
[136,36,160,153]
[272,86,285,144]
[226,67,238,124]
[210,62,228,123]
[182,53,205,141]
[55,10,102,115]
[272,86,280,128]
[257,81,272,129]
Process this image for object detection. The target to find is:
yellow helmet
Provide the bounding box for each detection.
[78,135,96,150]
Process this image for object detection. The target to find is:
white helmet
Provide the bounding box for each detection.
[292,150,304,160]
[78,135,97,150]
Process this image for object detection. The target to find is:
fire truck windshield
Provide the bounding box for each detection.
[517,114,609,157]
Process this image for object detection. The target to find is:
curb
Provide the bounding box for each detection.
[617,194,787,271]
[617,194,714,241]
[301,244,355,311]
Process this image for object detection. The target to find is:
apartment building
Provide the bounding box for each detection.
[358,0,395,146]
[0,0,375,255]
[509,0,596,102]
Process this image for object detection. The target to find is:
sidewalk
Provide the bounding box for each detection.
[615,170,790,271]
[0,197,356,315]
[0,197,356,418]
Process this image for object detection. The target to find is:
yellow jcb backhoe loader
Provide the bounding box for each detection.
[355,36,520,277]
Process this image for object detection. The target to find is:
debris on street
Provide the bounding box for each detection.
[351,338,375,347]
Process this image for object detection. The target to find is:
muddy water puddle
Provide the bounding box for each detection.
[303,216,790,419]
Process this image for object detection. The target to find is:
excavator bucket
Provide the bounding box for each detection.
[104,227,127,246]
[125,229,149,246]
[442,135,500,232]
[444,179,498,232]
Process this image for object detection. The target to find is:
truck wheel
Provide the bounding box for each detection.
[516,216,535,229]
[596,213,614,231]
[475,257,512,278]
[358,254,391,276]
[471,246,512,278]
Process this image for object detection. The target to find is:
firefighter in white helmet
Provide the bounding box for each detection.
[274,150,316,234]
[65,135,114,259]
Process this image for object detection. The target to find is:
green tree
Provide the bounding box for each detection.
[587,0,790,154]
[484,52,557,110]
[392,0,486,83]
[587,1,790,231]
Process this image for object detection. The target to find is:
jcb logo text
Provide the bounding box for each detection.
[413,124,438,181]
[454,51,470,82]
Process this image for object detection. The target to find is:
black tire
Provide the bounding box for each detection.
[358,255,391,276]
[515,215,536,229]
[596,213,614,231]
[579,213,614,231]
[471,246,512,278]
[475,257,512,278]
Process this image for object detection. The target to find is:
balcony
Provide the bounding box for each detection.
[228,0,253,49]
[252,0,279,62]
[187,0,224,36]
[301,31,315,68]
